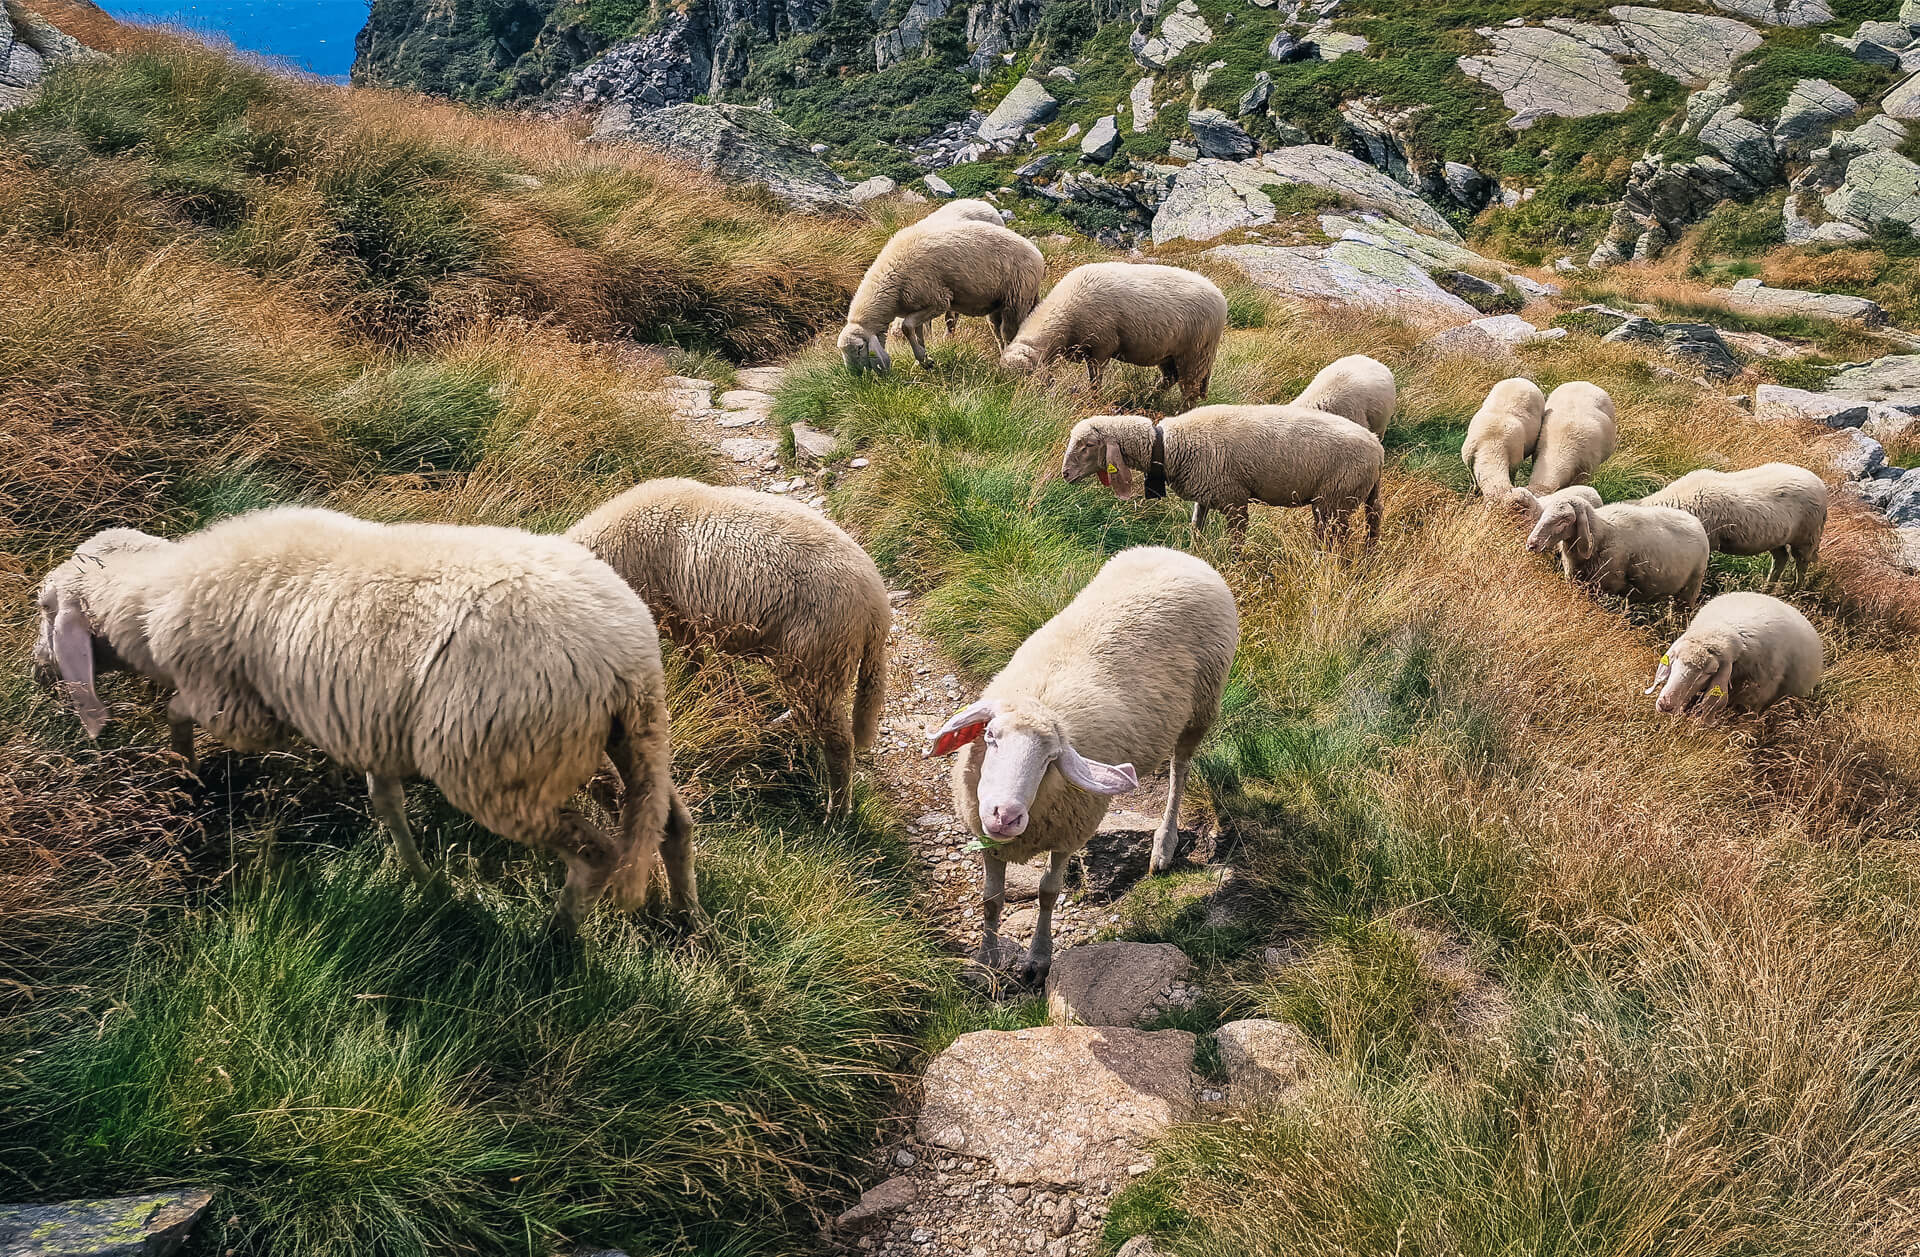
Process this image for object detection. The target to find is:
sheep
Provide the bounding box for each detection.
[32,508,695,933]
[1646,591,1822,716]
[1638,463,1828,587]
[1061,405,1384,545]
[1526,381,1617,493]
[567,478,891,815]
[926,546,1238,983]
[1292,354,1397,437]
[1503,483,1601,531]
[1525,492,1709,613]
[1462,377,1546,499]
[839,217,1045,372]
[1001,262,1228,407]
[922,199,1014,332]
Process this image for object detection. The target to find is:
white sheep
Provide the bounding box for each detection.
[1638,463,1828,587]
[1001,262,1228,407]
[923,199,1014,333]
[1525,493,1710,613]
[1646,591,1822,716]
[1503,483,1601,531]
[927,546,1238,983]
[33,508,695,932]
[1462,377,1546,499]
[1526,381,1617,493]
[567,478,891,814]
[1061,405,1383,545]
[1292,354,1397,437]
[839,217,1045,372]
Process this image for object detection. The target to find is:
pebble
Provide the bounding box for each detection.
[850,457,871,468]
[893,1149,917,1168]
[1049,1200,1076,1237]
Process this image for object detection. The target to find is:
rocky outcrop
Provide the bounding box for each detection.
[1151,145,1458,243]
[979,76,1057,147]
[1603,316,1741,379]
[1130,77,1156,132]
[1827,354,1920,406]
[1709,0,1832,26]
[1135,0,1213,69]
[1458,25,1632,126]
[1773,78,1858,155]
[1046,942,1194,1028]
[1211,240,1480,327]
[1610,6,1763,83]
[2,0,100,111]
[0,1190,215,1257]
[1188,107,1256,159]
[1716,278,1887,325]
[588,102,852,213]
[873,0,954,68]
[1822,149,1920,234]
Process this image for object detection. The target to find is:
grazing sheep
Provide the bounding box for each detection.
[33,509,695,932]
[923,200,1014,333]
[1503,483,1601,531]
[1526,381,1617,493]
[1639,463,1828,587]
[1293,354,1397,437]
[1525,493,1709,613]
[1062,405,1384,545]
[567,478,891,814]
[1001,262,1228,407]
[839,217,1044,372]
[1462,377,1546,499]
[1646,591,1822,716]
[927,546,1238,983]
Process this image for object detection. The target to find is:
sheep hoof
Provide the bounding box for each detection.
[1014,954,1052,988]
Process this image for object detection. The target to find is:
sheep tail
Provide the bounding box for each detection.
[604,677,675,910]
[852,610,888,752]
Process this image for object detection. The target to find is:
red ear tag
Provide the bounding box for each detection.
[929,718,990,757]
[1097,467,1111,487]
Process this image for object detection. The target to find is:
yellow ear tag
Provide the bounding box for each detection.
[1107,462,1118,475]
[1660,653,1671,665]
[1708,685,1725,697]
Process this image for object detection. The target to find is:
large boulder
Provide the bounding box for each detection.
[1047,942,1194,1027]
[917,1027,1198,1186]
[1716,277,1886,325]
[1258,145,1459,236]
[1774,78,1859,155]
[1886,73,1920,119]
[1137,0,1214,69]
[1458,25,1632,126]
[1756,383,1872,427]
[1701,106,1780,183]
[2,2,99,111]
[1210,240,1479,328]
[1082,114,1120,161]
[1709,0,1832,25]
[1602,317,1741,379]
[1826,355,1920,407]
[848,175,898,205]
[979,76,1059,147]
[589,103,852,214]
[0,1190,215,1256]
[1188,107,1257,159]
[1609,6,1763,83]
[1823,149,1920,234]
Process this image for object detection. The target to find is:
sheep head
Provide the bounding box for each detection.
[838,324,890,374]
[926,696,1137,839]
[1647,637,1732,715]
[35,528,170,737]
[1000,343,1044,374]
[1061,418,1139,498]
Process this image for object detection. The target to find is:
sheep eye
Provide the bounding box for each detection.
[983,731,998,748]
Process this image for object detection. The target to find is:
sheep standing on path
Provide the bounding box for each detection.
[1001,263,1227,407]
[1293,354,1397,437]
[567,478,891,815]
[1525,493,1710,614]
[1062,405,1383,545]
[927,547,1238,984]
[1462,377,1546,499]
[1639,463,1827,587]
[1647,591,1822,716]
[840,217,1044,372]
[1527,381,1617,493]
[34,509,695,933]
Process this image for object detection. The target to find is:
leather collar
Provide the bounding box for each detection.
[1145,424,1167,500]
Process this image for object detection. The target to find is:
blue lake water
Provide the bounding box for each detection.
[100,0,370,81]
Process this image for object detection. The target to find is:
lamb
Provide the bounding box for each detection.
[839,217,1045,372]
[32,508,695,932]
[567,478,891,814]
[1461,377,1546,499]
[1525,492,1709,613]
[1061,405,1384,545]
[927,546,1238,983]
[1646,592,1822,716]
[1001,262,1228,407]
[1526,381,1617,493]
[1638,463,1827,587]
[1292,354,1397,437]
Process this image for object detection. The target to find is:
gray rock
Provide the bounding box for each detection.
[1866,472,1920,525]
[849,175,898,205]
[720,436,779,463]
[1,3,100,111]
[1257,144,1459,236]
[1047,942,1193,1027]
[1169,140,1201,160]
[1137,0,1214,69]
[1884,73,1920,120]
[1892,525,1920,570]
[1458,25,1632,127]
[918,1026,1198,1185]
[1312,30,1369,59]
[980,77,1059,146]
[1239,70,1273,116]
[834,1176,917,1233]
[1774,79,1858,154]
[1210,241,1479,328]
[1603,318,1741,379]
[1215,1018,1317,1104]
[1782,192,1873,243]
[1082,114,1121,162]
[1471,313,1567,346]
[1268,30,1311,61]
[1049,64,1079,82]
[1826,354,1920,405]
[1116,1238,1164,1257]
[1700,107,1780,183]
[1755,384,1871,427]
[790,422,838,460]
[1854,20,1916,50]
[1823,149,1920,233]
[1443,161,1494,209]
[1825,427,1887,478]
[873,0,954,67]
[1188,108,1257,158]
[1068,808,1204,900]
[1423,323,1509,358]
[589,103,853,214]
[925,172,956,198]
[0,1190,215,1257]
[1443,270,1507,302]
[1131,77,1158,132]
[1825,31,1905,66]
[1016,152,1059,178]
[1610,6,1764,83]
[1717,278,1886,325]
[1709,0,1831,25]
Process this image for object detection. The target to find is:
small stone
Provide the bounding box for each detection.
[926,173,955,197]
[1050,1199,1077,1236]
[720,436,779,463]
[791,422,838,460]
[850,457,871,468]
[893,1148,918,1168]
[835,1176,918,1233]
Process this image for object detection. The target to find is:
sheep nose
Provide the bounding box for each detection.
[985,804,1028,838]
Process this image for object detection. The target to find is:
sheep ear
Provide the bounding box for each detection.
[1572,501,1597,561]
[928,699,996,757]
[1106,440,1138,499]
[1057,743,1137,795]
[1644,650,1672,696]
[52,599,109,738]
[872,335,891,374]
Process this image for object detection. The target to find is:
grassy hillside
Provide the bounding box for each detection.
[774,289,1920,1253]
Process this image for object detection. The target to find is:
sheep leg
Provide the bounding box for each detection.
[1086,358,1108,391]
[900,315,933,368]
[1017,849,1072,987]
[945,310,961,337]
[1179,370,1209,409]
[658,785,701,919]
[976,854,1009,969]
[1191,501,1210,535]
[1226,503,1250,549]
[1150,753,1192,875]
[1793,542,1817,582]
[367,773,434,884]
[1763,547,1789,589]
[817,701,856,817]
[544,810,619,939]
[604,710,676,912]
[166,694,199,769]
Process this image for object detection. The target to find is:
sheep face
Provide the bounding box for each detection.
[927,696,1137,839]
[1525,497,1580,554]
[1061,419,1138,498]
[1648,638,1732,714]
[838,325,890,374]
[34,528,168,736]
[1001,343,1044,374]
